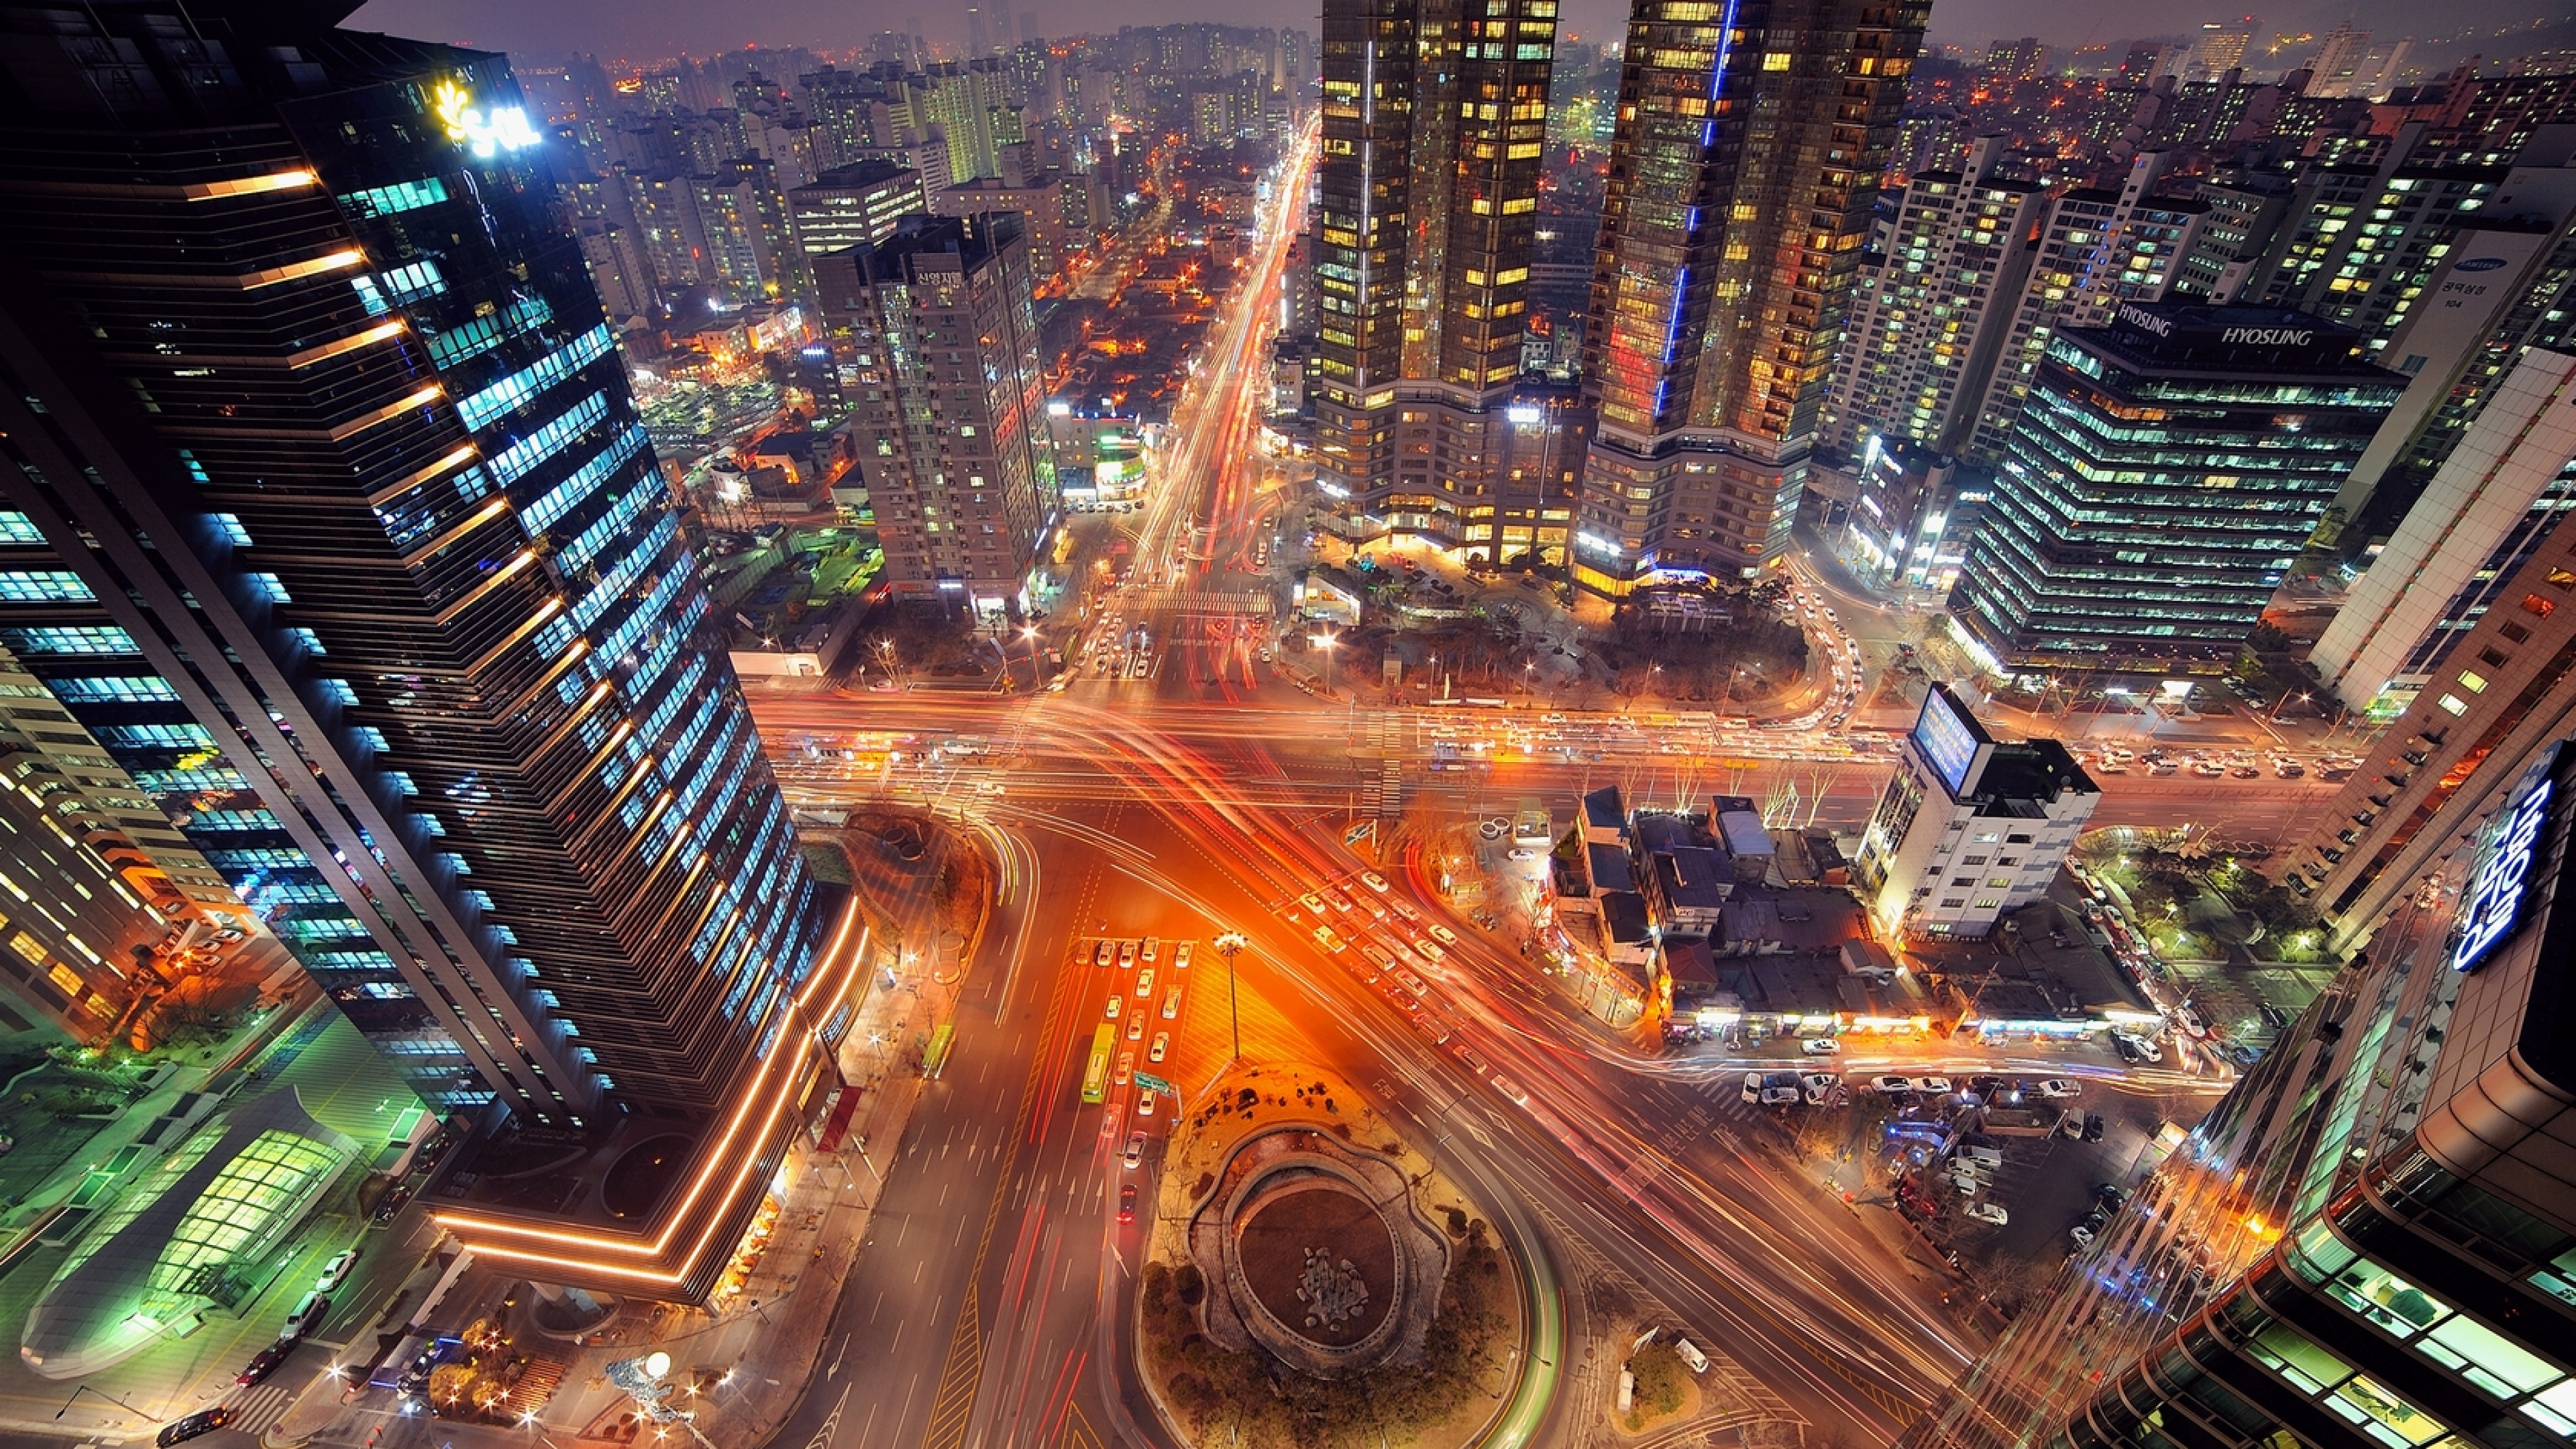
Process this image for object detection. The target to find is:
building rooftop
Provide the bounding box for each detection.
[1654,847,1733,907]
[1582,785,1627,833]
[1588,843,1635,893]
[1971,739,2100,806]
[2072,301,2409,382]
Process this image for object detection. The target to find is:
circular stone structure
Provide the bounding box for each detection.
[1184,1124,1450,1378]
[1235,1181,1396,1348]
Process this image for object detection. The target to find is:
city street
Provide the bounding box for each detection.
[720,122,2241,1449]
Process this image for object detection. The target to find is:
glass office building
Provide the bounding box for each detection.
[1912,733,2576,1449]
[0,0,859,1297]
[1947,303,2406,676]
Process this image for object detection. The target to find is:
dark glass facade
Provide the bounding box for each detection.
[1947,303,2406,674]
[0,1,851,1296]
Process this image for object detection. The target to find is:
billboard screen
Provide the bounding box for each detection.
[1911,687,1987,798]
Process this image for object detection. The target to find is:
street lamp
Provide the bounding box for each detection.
[55,1384,154,1425]
[1212,930,1248,1065]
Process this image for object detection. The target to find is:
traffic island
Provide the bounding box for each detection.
[1136,1063,1525,1449]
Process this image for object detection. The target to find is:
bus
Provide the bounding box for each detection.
[1080,1024,1115,1104]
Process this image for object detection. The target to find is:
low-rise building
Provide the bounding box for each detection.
[1854,685,2099,939]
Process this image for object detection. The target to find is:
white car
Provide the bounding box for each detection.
[1760,1086,1803,1106]
[1173,941,1193,969]
[1869,1075,1913,1093]
[1741,1071,1764,1104]
[1410,938,1445,963]
[1913,1075,1953,1094]
[315,1248,360,1293]
[2037,1078,2082,1099]
[1800,1036,1841,1055]
[1297,893,1326,914]
[1966,1202,2009,1226]
[1137,1090,1157,1117]
[1358,871,1389,893]
[1389,899,1421,922]
[1428,923,1459,945]
[2071,1225,2097,1248]
[1124,1132,1146,1169]
[1148,1031,1169,1063]
[1491,1075,1529,1106]
[1105,995,1122,1020]
[1134,968,1155,998]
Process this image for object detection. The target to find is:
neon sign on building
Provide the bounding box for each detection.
[431,80,541,160]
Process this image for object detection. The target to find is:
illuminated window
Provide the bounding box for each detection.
[2458,671,2488,694]
[2521,593,2555,619]
[2437,694,2469,716]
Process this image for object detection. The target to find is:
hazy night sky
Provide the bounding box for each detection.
[344,0,2564,68]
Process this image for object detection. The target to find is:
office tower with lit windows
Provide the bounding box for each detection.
[1963,152,2209,466]
[0,0,861,1300]
[1947,303,2404,676]
[1312,0,1563,561]
[1574,0,1929,592]
[1821,136,2045,461]
[1913,724,2576,1449]
[816,213,1055,615]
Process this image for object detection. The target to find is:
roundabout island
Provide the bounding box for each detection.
[1135,1063,1528,1449]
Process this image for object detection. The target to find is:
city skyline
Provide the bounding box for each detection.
[0,0,2571,1446]
[339,0,2573,64]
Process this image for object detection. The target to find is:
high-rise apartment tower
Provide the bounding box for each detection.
[1313,0,1562,557]
[1575,0,1930,591]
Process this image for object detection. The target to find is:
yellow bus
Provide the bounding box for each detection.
[1080,1024,1115,1104]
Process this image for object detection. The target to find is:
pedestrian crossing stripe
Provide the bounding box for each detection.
[229,1381,294,1432]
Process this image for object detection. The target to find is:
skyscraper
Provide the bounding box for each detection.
[1947,303,2404,675]
[1574,0,1929,592]
[1311,0,1561,555]
[0,0,861,1299]
[2284,512,2576,945]
[817,213,1055,616]
[1915,724,2576,1449]
[2308,348,2576,716]
[1821,136,2045,461]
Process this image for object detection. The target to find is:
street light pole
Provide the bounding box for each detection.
[56,1384,154,1424]
[1212,930,1248,1065]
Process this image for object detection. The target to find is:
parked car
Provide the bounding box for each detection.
[2036,1078,2082,1099]
[1136,1090,1157,1118]
[315,1248,360,1293]
[1124,1132,1146,1169]
[2070,1225,2097,1247]
[1118,940,1138,968]
[1142,936,1159,962]
[2082,1112,2107,1142]
[1741,1072,1764,1104]
[159,1409,233,1446]
[2094,1183,2130,1210]
[1966,1202,2009,1226]
[1760,1086,1803,1106]
[1869,1075,1913,1093]
[1093,939,1116,967]
[1913,1076,1953,1094]
[1800,1036,1841,1055]
[1118,1183,1138,1222]
[282,1291,331,1341]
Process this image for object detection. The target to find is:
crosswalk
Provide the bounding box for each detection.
[229,1381,296,1434]
[1159,588,1271,616]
